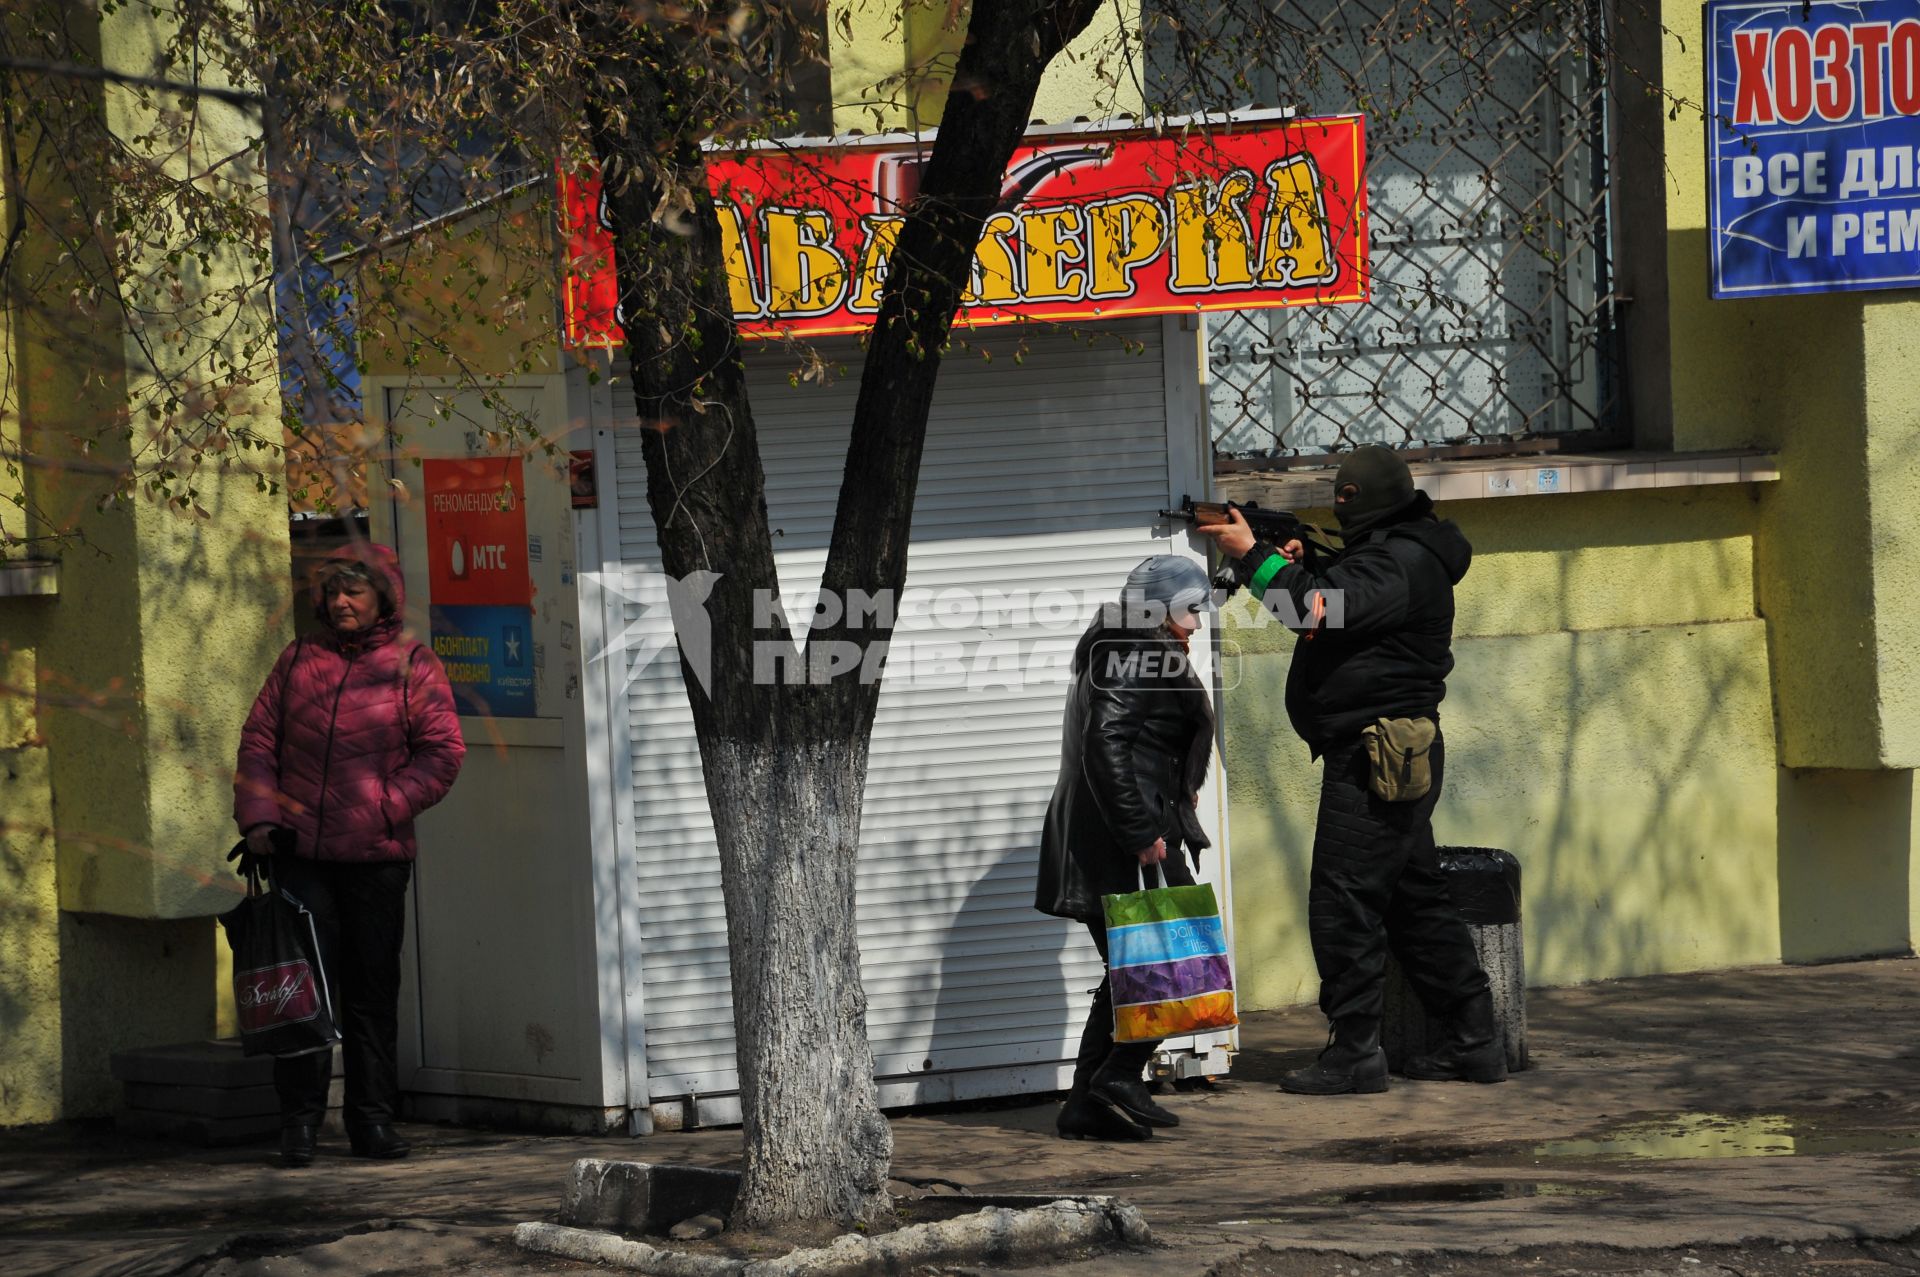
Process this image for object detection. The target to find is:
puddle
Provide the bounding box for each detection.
[1532,1113,1920,1162]
[1216,1180,1609,1221]
[1314,1180,1609,1206]
[1302,1112,1920,1168]
[1295,1138,1486,1166]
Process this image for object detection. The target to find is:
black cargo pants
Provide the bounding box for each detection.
[269,855,412,1130]
[1307,732,1487,1027]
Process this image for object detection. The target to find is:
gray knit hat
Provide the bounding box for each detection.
[1122,554,1217,620]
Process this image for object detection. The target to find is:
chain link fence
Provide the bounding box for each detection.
[1163,0,1622,467]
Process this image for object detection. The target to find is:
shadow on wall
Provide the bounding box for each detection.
[920,842,1087,1096]
[0,754,58,1126]
[850,737,1091,1092]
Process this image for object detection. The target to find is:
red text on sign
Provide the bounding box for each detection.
[1733,19,1920,125]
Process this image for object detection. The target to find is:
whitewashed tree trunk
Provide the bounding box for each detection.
[706,739,893,1226]
[586,0,1109,1230]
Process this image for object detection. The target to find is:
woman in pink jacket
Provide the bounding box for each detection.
[235,543,464,1167]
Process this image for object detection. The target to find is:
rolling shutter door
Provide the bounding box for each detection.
[608,320,1185,1100]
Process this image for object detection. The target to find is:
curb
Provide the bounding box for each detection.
[513,1196,1152,1276]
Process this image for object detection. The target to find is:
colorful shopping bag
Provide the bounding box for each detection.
[1103,866,1238,1043]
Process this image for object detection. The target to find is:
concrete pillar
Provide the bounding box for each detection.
[0,646,61,1125]
[0,0,288,1119]
[1655,0,1919,962]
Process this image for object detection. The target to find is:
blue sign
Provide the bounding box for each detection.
[429,604,537,718]
[1708,0,1920,297]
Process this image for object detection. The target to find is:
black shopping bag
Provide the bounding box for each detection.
[219,842,339,1057]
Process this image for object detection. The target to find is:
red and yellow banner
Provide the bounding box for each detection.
[560,114,1367,345]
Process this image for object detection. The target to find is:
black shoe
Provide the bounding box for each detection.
[347,1123,412,1159]
[279,1124,317,1168]
[1281,1020,1389,1096]
[1403,992,1509,1083]
[1090,1074,1180,1128]
[1056,1091,1152,1141]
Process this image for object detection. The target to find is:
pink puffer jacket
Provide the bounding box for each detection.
[234,544,465,862]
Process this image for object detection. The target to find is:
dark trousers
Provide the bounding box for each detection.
[1071,850,1196,1091]
[1307,733,1487,1026]
[269,856,412,1129]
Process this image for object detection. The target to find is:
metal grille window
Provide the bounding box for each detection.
[1169,0,1620,464]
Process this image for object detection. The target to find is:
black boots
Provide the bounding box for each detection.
[1089,1067,1180,1129]
[1061,1033,1173,1138]
[347,1123,413,1159]
[279,1123,317,1168]
[1281,1019,1389,1095]
[1056,1090,1152,1141]
[281,1122,412,1162]
[1404,992,1509,1083]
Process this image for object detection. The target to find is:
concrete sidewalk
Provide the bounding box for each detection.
[4,959,1920,1276]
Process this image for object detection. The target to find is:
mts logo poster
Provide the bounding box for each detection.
[423,458,536,718]
[1708,0,1920,296]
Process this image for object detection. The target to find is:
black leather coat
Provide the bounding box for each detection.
[1036,619,1215,923]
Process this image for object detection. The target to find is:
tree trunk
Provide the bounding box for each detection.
[705,736,893,1225]
[583,0,1106,1229]
[584,18,896,1227]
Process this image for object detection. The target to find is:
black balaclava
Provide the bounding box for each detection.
[1333,445,1418,537]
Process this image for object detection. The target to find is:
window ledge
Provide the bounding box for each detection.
[0,558,59,598]
[1215,449,1780,508]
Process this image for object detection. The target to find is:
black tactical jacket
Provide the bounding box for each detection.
[1236,496,1472,751]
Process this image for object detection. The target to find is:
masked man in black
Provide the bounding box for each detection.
[1198,446,1506,1095]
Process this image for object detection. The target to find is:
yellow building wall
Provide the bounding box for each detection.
[831,0,1143,133]
[14,0,292,924]
[1656,0,1915,971]
[1657,1,1920,774]
[1859,299,1920,766]
[350,204,562,388]
[0,1,287,1122]
[0,646,60,1125]
[1775,768,1915,965]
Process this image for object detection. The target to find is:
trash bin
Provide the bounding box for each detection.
[1382,846,1528,1074]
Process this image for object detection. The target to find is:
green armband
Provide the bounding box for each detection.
[1246,552,1288,600]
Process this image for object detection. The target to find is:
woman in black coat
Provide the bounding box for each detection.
[1037,555,1217,1140]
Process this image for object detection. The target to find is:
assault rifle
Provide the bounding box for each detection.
[1160,496,1338,637]
[1159,496,1336,558]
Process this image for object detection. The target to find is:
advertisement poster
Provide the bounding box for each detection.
[1707,0,1920,297]
[559,114,1368,345]
[423,457,537,718]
